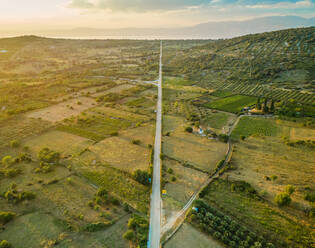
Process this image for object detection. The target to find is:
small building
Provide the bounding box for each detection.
[199,128,204,135]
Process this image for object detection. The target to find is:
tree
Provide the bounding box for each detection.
[256,97,262,110]
[218,134,229,143]
[185,126,193,133]
[270,99,275,112]
[275,192,291,206]
[263,98,269,113]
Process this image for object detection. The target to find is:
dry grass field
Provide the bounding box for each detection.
[227,135,315,209]
[162,115,227,172]
[162,137,227,172]
[80,136,150,173]
[23,130,94,156]
[27,97,96,122]
[0,115,51,150]
[119,124,155,146]
[164,159,208,203]
[92,84,135,97]
[90,106,150,123]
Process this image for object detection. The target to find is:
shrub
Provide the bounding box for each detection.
[271,175,277,181]
[123,230,135,241]
[133,170,150,185]
[83,222,111,232]
[304,193,315,203]
[0,212,16,224]
[275,192,291,206]
[185,126,193,133]
[97,188,108,198]
[171,176,176,182]
[285,185,295,195]
[110,131,118,136]
[124,215,148,247]
[10,140,20,148]
[131,139,141,145]
[38,148,60,164]
[1,156,12,167]
[218,134,229,143]
[0,240,11,248]
[167,168,173,174]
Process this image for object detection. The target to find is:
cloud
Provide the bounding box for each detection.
[245,0,313,9]
[68,0,94,9]
[68,0,211,12]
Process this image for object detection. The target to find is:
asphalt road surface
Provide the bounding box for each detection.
[148,41,163,248]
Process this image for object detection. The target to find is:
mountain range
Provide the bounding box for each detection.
[1,16,315,39]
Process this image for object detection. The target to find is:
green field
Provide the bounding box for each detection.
[231,117,279,140]
[205,95,257,113]
[164,223,224,248]
[165,77,195,86]
[82,167,150,213]
[58,114,131,141]
[199,179,314,248]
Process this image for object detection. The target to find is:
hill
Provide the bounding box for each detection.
[165,27,315,107]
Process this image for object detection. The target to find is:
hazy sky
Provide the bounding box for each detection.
[0,0,314,31]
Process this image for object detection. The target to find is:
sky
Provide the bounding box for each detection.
[0,0,314,31]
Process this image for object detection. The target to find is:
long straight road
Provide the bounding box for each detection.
[148,41,163,248]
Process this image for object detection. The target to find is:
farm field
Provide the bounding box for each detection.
[23,130,94,156]
[198,179,314,248]
[0,115,52,150]
[163,158,209,203]
[164,223,224,248]
[227,118,315,214]
[231,117,280,140]
[0,36,159,248]
[26,97,97,122]
[0,27,314,248]
[205,94,257,113]
[162,115,228,172]
[80,136,151,173]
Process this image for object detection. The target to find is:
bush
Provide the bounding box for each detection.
[38,148,60,164]
[83,222,111,232]
[1,156,12,167]
[218,134,229,143]
[10,140,20,148]
[285,185,295,195]
[304,193,315,202]
[275,192,291,206]
[123,215,148,247]
[0,240,11,248]
[0,212,16,224]
[133,170,150,185]
[185,126,193,133]
[271,175,277,181]
[97,188,108,198]
[171,176,176,182]
[123,230,135,241]
[167,168,173,174]
[131,139,141,145]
